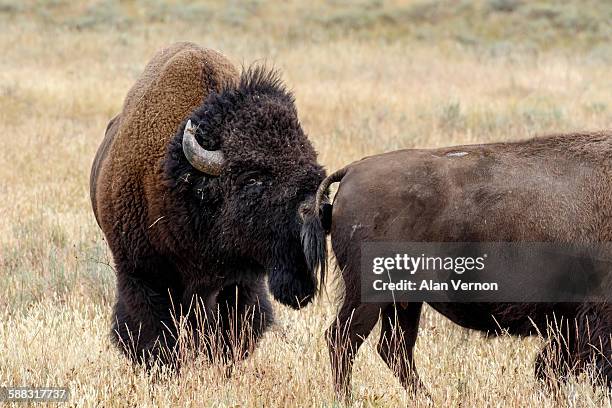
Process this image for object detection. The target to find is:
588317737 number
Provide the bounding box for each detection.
[1,387,69,402]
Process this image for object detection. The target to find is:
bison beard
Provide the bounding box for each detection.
[306,134,612,399]
[91,43,325,367]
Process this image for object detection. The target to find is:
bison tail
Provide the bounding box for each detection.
[301,167,348,292]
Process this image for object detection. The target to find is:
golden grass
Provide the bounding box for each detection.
[1,1,611,406]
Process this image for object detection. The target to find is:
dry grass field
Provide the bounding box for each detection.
[1,0,612,406]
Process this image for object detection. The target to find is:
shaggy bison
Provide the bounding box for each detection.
[90,42,326,366]
[304,132,612,398]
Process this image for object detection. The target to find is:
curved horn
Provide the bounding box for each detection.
[182,120,225,176]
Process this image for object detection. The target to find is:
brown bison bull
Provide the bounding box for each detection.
[303,131,612,398]
[91,43,326,367]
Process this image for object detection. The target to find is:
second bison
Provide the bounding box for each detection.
[305,131,612,398]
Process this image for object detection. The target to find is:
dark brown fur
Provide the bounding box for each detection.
[307,132,612,398]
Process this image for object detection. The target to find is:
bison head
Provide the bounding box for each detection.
[165,66,326,309]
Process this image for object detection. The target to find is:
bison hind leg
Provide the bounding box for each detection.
[326,301,382,401]
[377,303,429,397]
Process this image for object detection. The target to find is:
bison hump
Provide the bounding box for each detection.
[92,42,238,249]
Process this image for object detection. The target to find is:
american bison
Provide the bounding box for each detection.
[303,132,612,398]
[90,42,326,366]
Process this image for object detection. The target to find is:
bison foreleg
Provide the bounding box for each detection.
[377,302,428,396]
[112,274,181,368]
[199,279,273,365]
[534,326,576,391]
[573,305,612,389]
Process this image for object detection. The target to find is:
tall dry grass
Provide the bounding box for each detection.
[1,1,611,406]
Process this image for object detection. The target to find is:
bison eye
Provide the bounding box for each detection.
[246,178,260,186]
[243,178,265,192]
[239,173,269,191]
